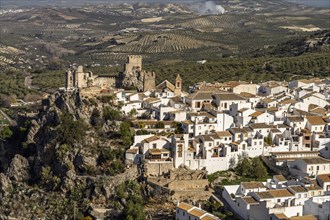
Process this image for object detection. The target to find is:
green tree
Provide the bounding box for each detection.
[235,156,252,177]
[120,121,132,146]
[0,126,13,140]
[103,106,122,121]
[58,112,88,145]
[128,108,137,118]
[124,200,145,220]
[251,157,268,179]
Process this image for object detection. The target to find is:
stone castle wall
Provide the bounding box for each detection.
[94,76,116,88]
[167,179,208,191]
[145,162,174,176]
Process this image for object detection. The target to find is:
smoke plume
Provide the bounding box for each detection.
[190,1,225,15]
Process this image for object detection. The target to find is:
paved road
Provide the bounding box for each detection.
[0,109,17,126]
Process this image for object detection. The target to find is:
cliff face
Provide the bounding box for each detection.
[0,91,138,219]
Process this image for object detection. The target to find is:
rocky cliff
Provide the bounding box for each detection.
[0,91,139,219]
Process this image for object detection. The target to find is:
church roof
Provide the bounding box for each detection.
[156,80,175,92]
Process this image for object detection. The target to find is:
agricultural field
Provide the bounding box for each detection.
[0,0,329,96]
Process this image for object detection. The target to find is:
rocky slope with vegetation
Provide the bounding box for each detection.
[0,91,149,219]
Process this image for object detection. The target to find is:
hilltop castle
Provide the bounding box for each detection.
[65,66,116,90]
[121,55,156,92]
[64,55,183,96]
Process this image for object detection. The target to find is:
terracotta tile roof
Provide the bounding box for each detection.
[241,196,259,205]
[273,213,288,220]
[213,93,246,101]
[249,123,274,129]
[215,131,232,137]
[148,149,162,155]
[301,157,330,165]
[289,186,308,193]
[269,189,294,198]
[238,107,249,113]
[261,98,275,104]
[188,91,213,100]
[201,215,219,220]
[274,175,287,182]
[286,116,305,122]
[144,97,160,103]
[256,191,273,199]
[143,136,160,143]
[182,120,194,124]
[240,92,256,98]
[267,107,278,112]
[309,107,326,115]
[126,148,138,154]
[270,128,282,133]
[250,111,264,117]
[170,96,183,103]
[306,116,326,125]
[257,189,294,199]
[289,215,317,220]
[156,80,175,92]
[177,202,194,212]
[189,208,207,218]
[317,174,330,183]
[280,99,297,105]
[148,148,169,155]
[306,185,322,191]
[241,182,266,189]
[230,127,253,133]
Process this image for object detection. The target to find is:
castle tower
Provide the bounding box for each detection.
[124,55,142,75]
[174,74,182,96]
[75,65,85,88]
[65,69,74,90]
[143,71,156,92]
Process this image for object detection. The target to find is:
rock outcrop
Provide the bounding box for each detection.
[6,154,30,182]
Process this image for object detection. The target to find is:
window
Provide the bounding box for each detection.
[163,154,168,157]
[277,199,281,203]
[153,143,157,149]
[183,212,185,216]
[177,210,179,214]
[189,216,191,220]
[209,143,212,147]
[317,166,319,171]
[237,202,239,207]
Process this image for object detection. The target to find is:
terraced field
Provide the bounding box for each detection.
[109,32,218,54]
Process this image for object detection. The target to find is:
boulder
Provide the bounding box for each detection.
[6,154,30,182]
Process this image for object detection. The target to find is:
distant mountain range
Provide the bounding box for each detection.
[1,0,329,9]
